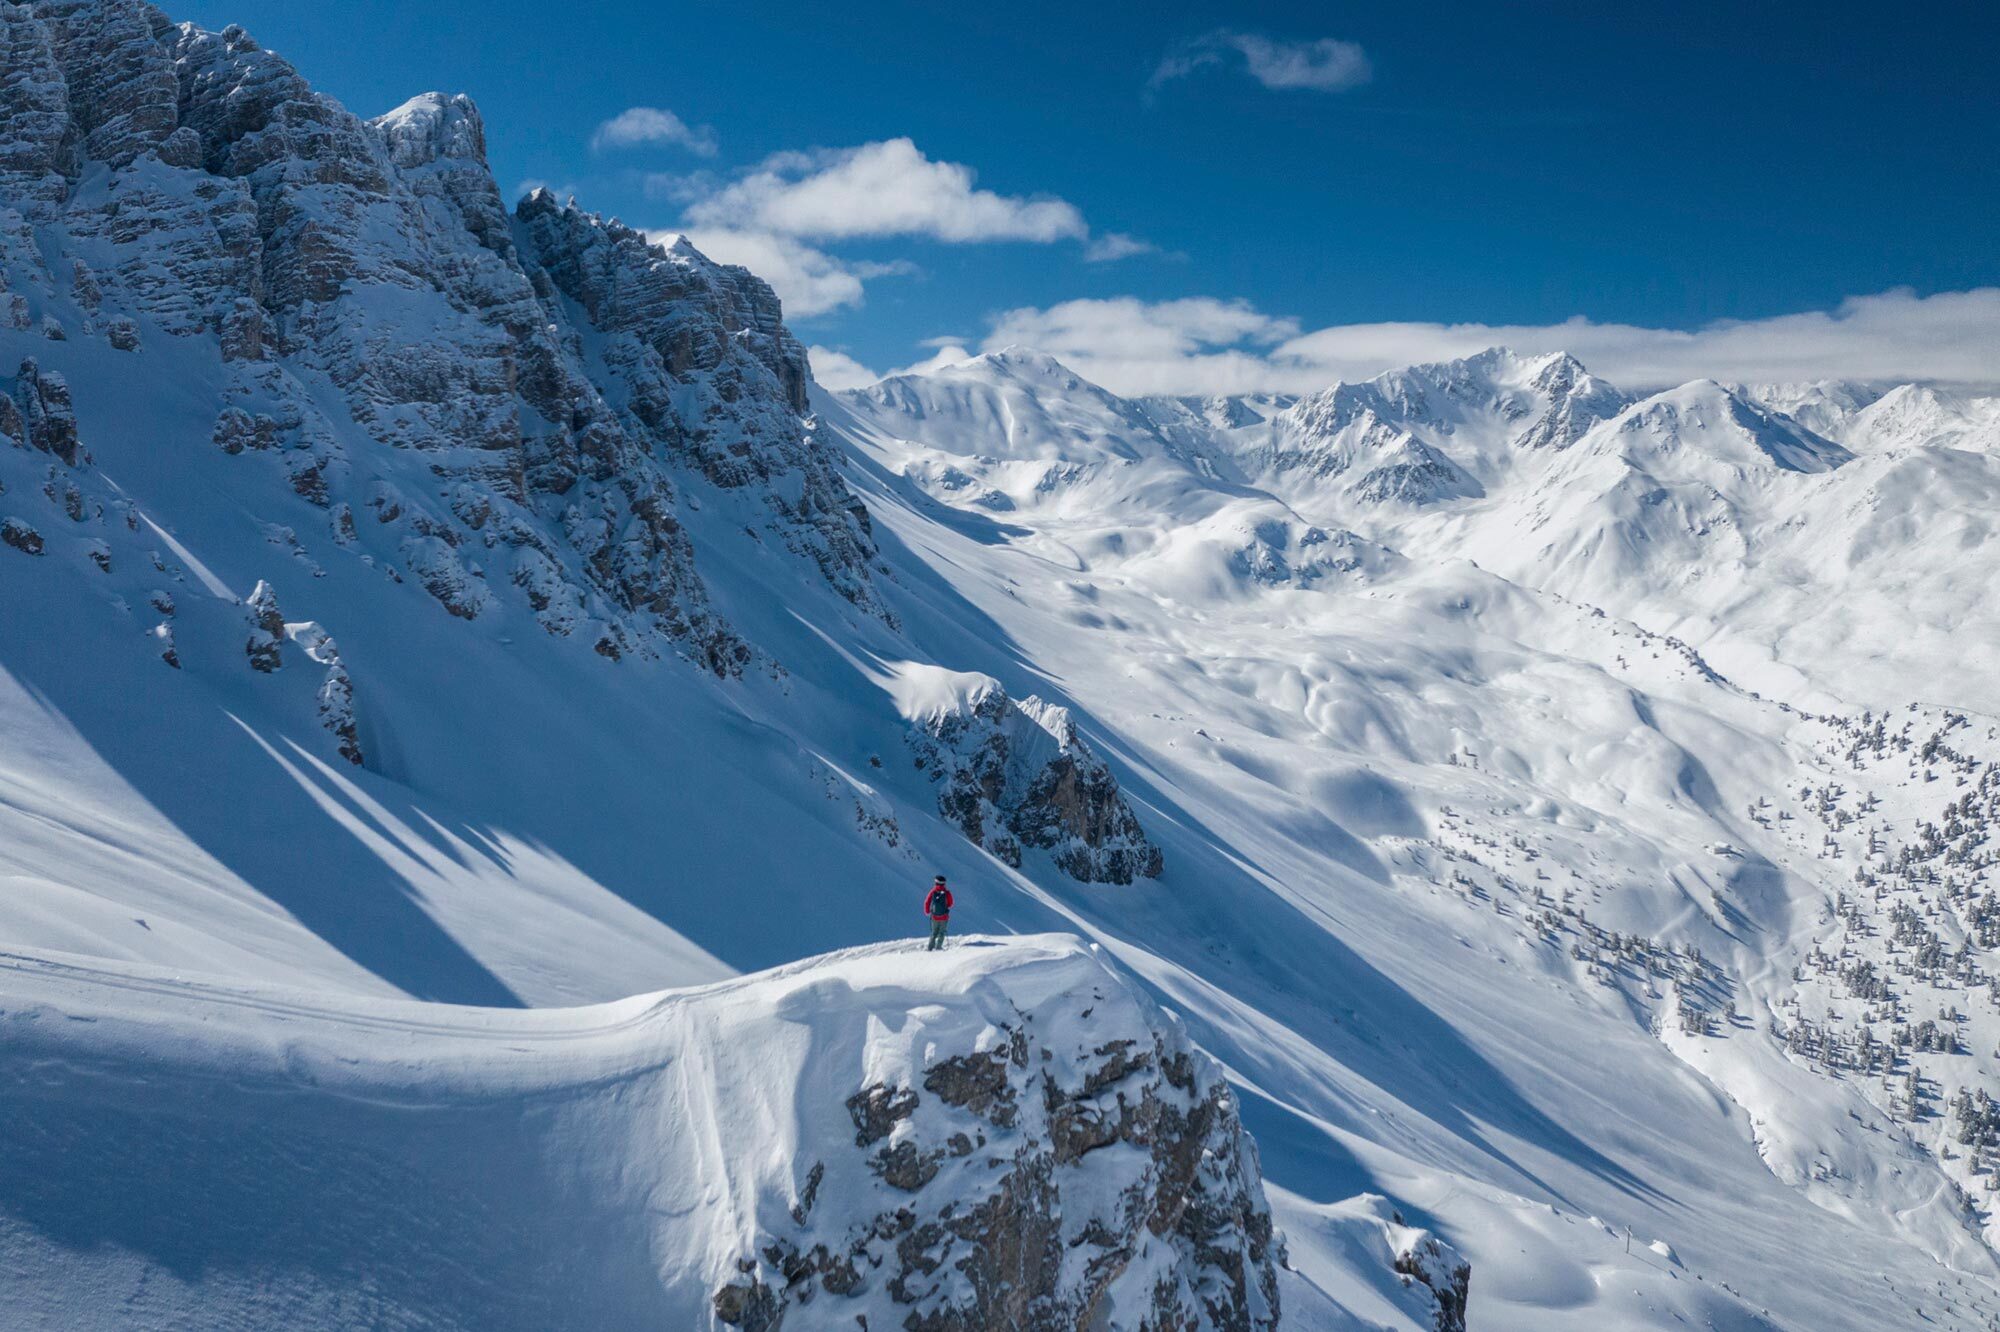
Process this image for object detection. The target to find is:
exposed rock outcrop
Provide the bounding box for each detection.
[513,190,887,623]
[286,620,361,765]
[242,577,282,671]
[9,357,78,464]
[0,0,884,674]
[1391,1223,1472,1332]
[1,515,44,554]
[712,941,1279,1331]
[908,677,1163,883]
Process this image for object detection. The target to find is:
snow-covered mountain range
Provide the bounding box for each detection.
[4,3,2000,1329]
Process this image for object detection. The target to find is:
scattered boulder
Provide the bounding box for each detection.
[401,534,488,620]
[1,517,45,555]
[288,457,329,506]
[211,406,279,454]
[152,621,179,668]
[845,1083,919,1147]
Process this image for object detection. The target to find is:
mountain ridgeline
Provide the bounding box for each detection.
[3,1,876,672]
[8,3,2000,1331]
[835,343,2000,715]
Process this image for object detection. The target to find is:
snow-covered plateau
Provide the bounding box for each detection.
[4,2,2000,1328]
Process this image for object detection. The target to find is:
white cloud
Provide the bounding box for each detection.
[654,134,1086,315]
[1230,34,1373,91]
[1082,232,1159,263]
[591,107,718,156]
[940,288,2000,398]
[1273,289,2000,392]
[653,137,1135,311]
[891,344,975,378]
[1152,32,1372,94]
[985,296,1295,369]
[684,138,1087,244]
[805,346,881,391]
[804,343,975,391]
[651,228,865,318]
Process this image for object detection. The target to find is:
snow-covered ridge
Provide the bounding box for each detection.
[0,934,1280,1330]
[12,4,2000,1330]
[842,341,2000,715]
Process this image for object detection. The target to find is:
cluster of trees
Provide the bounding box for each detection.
[1520,890,1737,1032]
[1772,708,2000,1170]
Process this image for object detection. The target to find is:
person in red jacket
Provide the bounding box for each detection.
[923,875,953,951]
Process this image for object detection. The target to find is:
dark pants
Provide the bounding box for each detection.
[927,917,949,950]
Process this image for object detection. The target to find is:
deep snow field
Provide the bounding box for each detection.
[5,5,2000,1327]
[9,320,2000,1329]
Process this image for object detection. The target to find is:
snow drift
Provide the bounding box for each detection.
[0,935,1278,1331]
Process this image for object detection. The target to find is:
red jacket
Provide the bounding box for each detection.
[924,885,953,919]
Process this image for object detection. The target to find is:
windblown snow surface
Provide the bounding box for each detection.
[7,5,2000,1329]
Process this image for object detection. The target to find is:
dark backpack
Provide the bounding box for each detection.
[927,886,950,917]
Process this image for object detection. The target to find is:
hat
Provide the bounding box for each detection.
[934,874,947,883]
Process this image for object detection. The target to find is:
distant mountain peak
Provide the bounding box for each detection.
[962,345,1088,380]
[1611,380,1853,473]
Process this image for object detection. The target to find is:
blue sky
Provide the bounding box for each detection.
[176,1,2000,393]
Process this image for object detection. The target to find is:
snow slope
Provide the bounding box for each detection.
[831,348,2000,1329]
[0,935,1283,1330]
[6,4,2000,1330]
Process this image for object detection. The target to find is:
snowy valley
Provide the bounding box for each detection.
[3,2,2000,1329]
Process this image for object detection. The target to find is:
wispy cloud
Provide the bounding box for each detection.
[1152,31,1373,95]
[638,170,721,204]
[986,296,1297,381]
[1082,232,1160,263]
[925,288,2000,397]
[806,342,976,390]
[590,106,718,156]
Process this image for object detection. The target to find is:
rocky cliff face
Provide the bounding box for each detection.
[909,677,1165,884]
[0,0,882,672]
[0,932,1296,1332]
[710,940,1279,1331]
